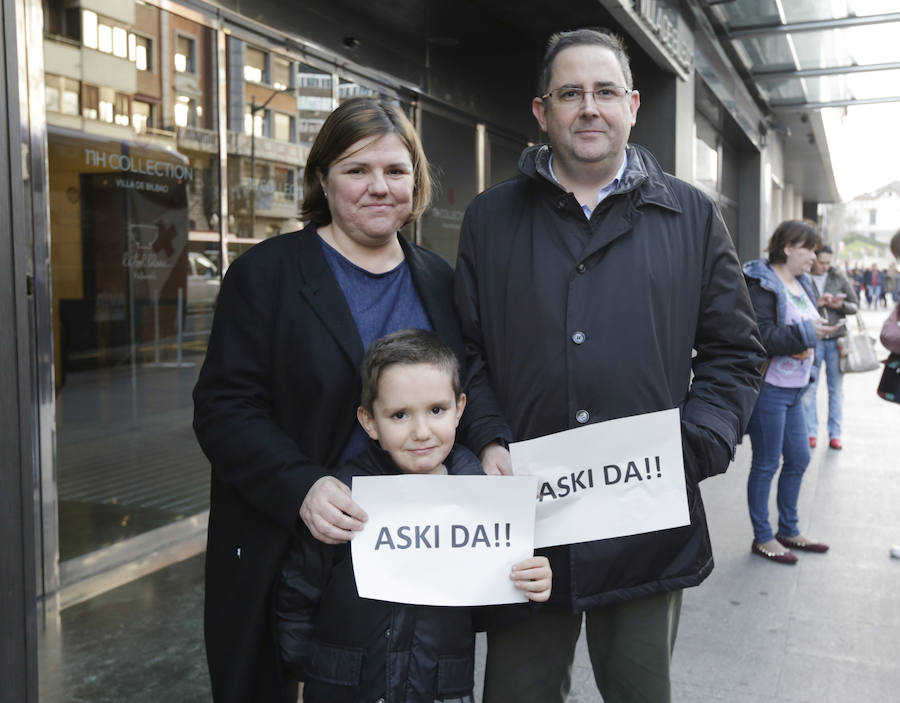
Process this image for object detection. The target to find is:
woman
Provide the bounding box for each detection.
[742,220,836,565]
[193,97,511,702]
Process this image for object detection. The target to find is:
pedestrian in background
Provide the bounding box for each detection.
[802,245,858,450]
[865,263,883,308]
[743,220,837,565]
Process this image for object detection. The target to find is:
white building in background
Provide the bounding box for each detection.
[841,181,900,244]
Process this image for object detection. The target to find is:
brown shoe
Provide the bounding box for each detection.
[776,534,829,553]
[752,541,798,564]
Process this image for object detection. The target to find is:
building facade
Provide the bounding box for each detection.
[2,0,842,697]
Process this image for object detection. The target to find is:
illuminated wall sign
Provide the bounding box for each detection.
[83,148,194,182]
[633,0,693,74]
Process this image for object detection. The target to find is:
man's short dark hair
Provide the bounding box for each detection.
[817,245,833,255]
[766,219,822,264]
[538,28,633,96]
[359,329,461,411]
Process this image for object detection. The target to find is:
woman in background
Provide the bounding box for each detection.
[742,220,837,564]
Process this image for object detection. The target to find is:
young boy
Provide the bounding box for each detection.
[276,328,551,703]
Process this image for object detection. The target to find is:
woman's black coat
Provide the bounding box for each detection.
[193,225,509,702]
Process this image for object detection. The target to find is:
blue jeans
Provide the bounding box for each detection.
[802,338,843,439]
[747,383,810,543]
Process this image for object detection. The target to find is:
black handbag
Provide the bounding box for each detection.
[877,353,900,403]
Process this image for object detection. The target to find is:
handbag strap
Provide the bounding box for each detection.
[855,313,867,332]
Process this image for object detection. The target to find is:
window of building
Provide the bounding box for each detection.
[274,167,296,200]
[82,9,98,49]
[112,26,127,58]
[299,72,332,89]
[129,34,152,71]
[132,100,152,132]
[870,209,877,225]
[60,79,79,115]
[98,22,112,53]
[99,87,115,123]
[272,56,291,91]
[273,112,293,142]
[244,104,266,137]
[114,93,130,126]
[174,95,198,128]
[175,35,196,73]
[45,0,81,41]
[244,46,267,84]
[82,84,98,119]
[45,75,61,113]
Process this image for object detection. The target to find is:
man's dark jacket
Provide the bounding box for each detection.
[276,442,483,703]
[454,143,765,612]
[193,225,510,702]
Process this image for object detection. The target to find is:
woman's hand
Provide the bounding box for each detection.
[819,292,846,310]
[480,442,512,476]
[299,476,368,544]
[510,556,552,602]
[813,318,838,339]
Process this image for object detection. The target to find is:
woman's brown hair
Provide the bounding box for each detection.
[766,219,821,264]
[300,97,432,225]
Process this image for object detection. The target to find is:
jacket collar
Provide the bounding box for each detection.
[743,258,817,302]
[520,143,681,214]
[336,441,483,485]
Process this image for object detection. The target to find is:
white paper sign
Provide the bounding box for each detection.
[510,408,689,548]
[350,474,539,606]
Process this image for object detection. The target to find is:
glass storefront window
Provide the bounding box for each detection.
[45,6,220,562]
[419,107,477,263]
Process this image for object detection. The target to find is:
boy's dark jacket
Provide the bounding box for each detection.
[276,442,484,703]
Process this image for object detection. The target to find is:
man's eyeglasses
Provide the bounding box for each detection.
[540,86,632,104]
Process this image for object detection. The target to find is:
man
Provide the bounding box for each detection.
[454,28,765,703]
[802,245,858,450]
[865,263,882,308]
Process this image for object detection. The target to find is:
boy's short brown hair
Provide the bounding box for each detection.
[360,329,461,411]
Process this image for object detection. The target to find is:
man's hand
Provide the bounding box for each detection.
[480,441,512,476]
[299,476,368,544]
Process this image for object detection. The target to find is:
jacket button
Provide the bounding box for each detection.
[572,331,586,344]
[384,628,391,638]
[576,263,586,274]
[376,699,385,703]
[576,409,590,424]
